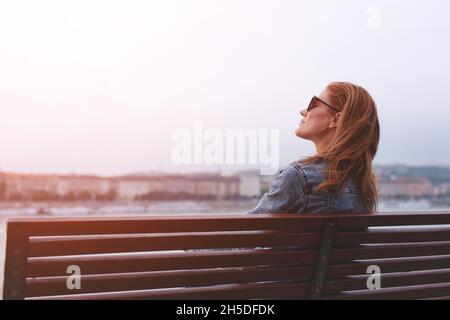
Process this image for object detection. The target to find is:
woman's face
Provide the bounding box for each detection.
[295,89,340,143]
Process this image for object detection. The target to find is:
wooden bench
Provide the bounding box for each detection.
[3,211,450,300]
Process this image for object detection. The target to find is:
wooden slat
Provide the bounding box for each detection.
[8,214,325,236]
[324,282,450,300]
[27,248,316,277]
[26,281,310,300]
[328,255,450,278]
[324,268,450,293]
[420,295,450,300]
[9,211,450,237]
[338,211,450,228]
[332,242,450,262]
[336,227,450,245]
[28,231,320,257]
[25,265,312,297]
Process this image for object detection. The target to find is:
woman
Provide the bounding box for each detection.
[246,81,380,214]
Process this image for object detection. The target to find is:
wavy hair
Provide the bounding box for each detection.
[300,82,380,212]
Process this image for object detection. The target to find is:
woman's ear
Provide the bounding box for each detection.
[329,112,342,128]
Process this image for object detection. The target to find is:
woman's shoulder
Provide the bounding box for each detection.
[271,159,327,194]
[265,162,307,196]
[273,162,305,183]
[291,158,327,180]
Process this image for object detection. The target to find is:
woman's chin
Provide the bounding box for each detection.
[295,127,303,138]
[295,127,310,140]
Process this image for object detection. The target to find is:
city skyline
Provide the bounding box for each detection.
[1,161,450,177]
[1,162,447,203]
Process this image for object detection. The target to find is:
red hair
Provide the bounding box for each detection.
[300,82,380,212]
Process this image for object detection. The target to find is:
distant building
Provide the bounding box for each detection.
[57,176,111,198]
[379,177,432,198]
[1,174,59,200]
[238,171,261,198]
[0,173,113,200]
[194,176,220,198]
[193,175,240,199]
[217,176,240,199]
[431,182,450,196]
[116,178,152,201]
[164,176,196,195]
[0,169,274,201]
[115,174,240,201]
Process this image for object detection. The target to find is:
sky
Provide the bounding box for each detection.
[0,0,449,175]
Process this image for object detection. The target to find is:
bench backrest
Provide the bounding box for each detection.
[323,211,450,300]
[3,211,450,300]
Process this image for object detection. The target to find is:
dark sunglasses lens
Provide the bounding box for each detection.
[307,97,316,111]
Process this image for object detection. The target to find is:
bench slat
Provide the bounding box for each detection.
[332,242,450,262]
[324,268,450,293]
[27,249,316,277]
[338,212,450,228]
[420,295,450,300]
[328,255,450,278]
[336,228,450,245]
[25,265,312,297]
[324,282,450,300]
[26,282,310,300]
[28,231,320,257]
[10,215,324,236]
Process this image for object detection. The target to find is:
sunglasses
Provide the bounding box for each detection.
[307,95,340,113]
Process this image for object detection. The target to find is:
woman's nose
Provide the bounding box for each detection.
[300,109,307,117]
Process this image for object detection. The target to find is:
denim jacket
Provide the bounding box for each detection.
[246,159,367,214]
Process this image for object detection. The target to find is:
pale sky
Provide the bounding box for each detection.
[0,0,449,175]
